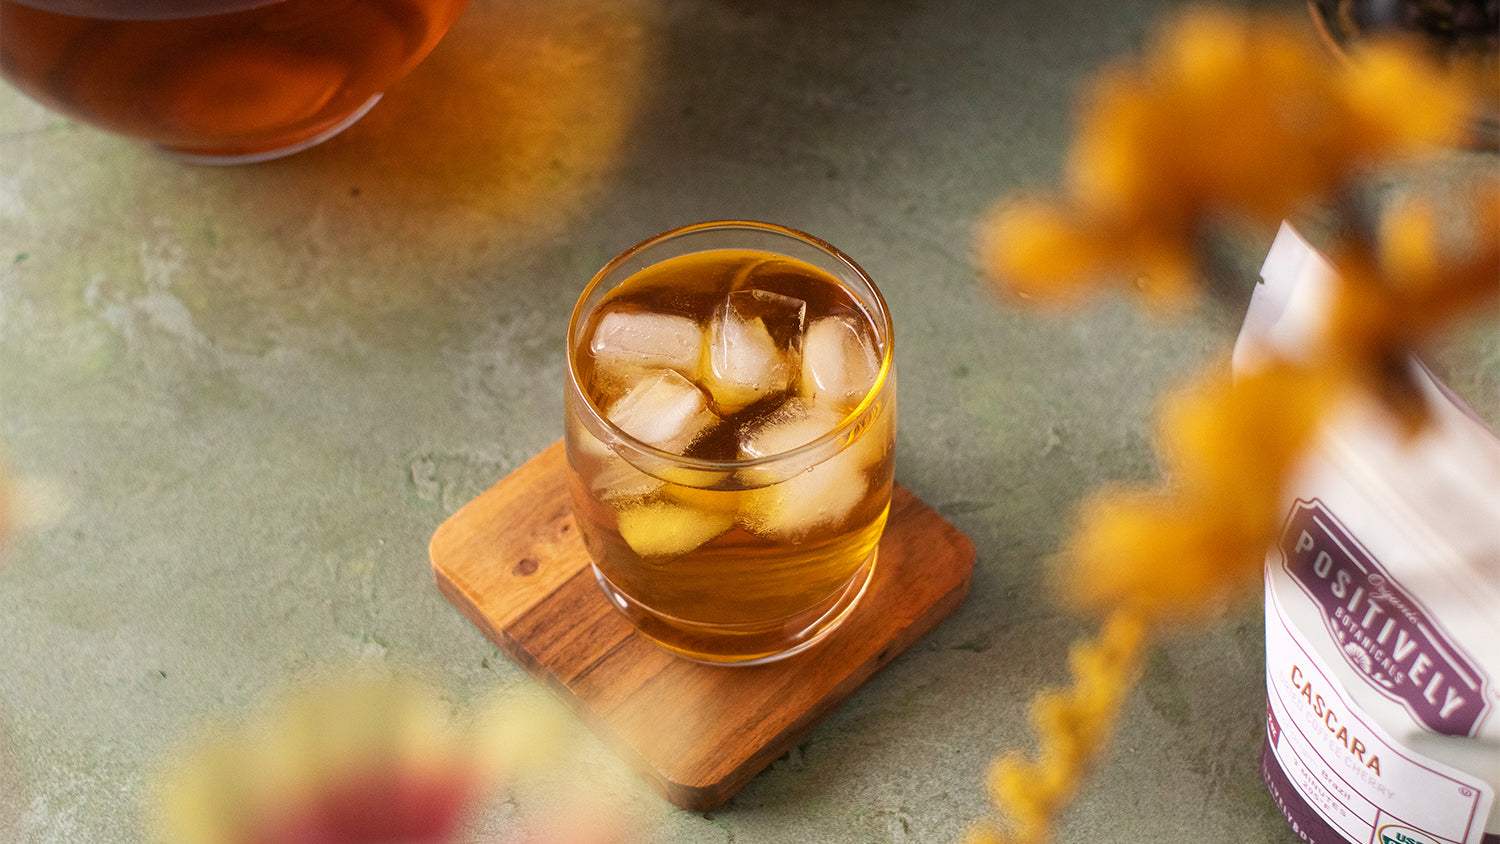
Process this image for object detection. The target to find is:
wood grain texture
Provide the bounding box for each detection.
[430,439,975,810]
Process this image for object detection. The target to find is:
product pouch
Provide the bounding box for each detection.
[1234,223,1500,844]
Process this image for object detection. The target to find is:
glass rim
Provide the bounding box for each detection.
[565,219,894,475]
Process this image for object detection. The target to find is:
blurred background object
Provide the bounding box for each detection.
[0,0,471,163]
[1309,0,1500,146]
[149,671,643,844]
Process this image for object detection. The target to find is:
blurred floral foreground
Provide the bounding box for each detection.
[971,4,1495,844]
[148,674,646,844]
[0,4,1492,844]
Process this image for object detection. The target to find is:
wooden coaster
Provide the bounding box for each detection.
[429,440,975,811]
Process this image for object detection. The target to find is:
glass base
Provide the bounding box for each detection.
[158,93,384,166]
[593,548,878,666]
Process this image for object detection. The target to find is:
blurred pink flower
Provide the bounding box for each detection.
[151,674,587,844]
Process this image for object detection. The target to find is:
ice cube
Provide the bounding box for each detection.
[741,448,868,541]
[590,309,702,384]
[799,316,880,411]
[733,400,860,539]
[568,410,665,500]
[739,399,844,459]
[616,499,735,560]
[589,456,665,501]
[729,288,807,349]
[701,290,806,414]
[606,369,717,455]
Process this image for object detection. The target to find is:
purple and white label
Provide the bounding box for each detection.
[1264,578,1494,844]
[1279,499,1492,737]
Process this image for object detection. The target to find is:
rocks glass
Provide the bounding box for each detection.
[564,221,896,665]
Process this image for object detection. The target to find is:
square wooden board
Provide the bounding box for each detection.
[430,440,975,810]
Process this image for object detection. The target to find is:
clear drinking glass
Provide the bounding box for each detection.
[0,0,470,163]
[564,221,897,665]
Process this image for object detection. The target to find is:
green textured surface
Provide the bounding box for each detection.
[2,1,1496,842]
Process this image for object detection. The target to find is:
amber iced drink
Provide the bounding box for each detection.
[564,222,896,665]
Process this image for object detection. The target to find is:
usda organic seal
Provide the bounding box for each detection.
[1377,824,1440,844]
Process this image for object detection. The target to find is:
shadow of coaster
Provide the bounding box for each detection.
[430,439,975,810]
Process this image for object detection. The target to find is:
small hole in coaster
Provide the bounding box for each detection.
[513,557,540,576]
